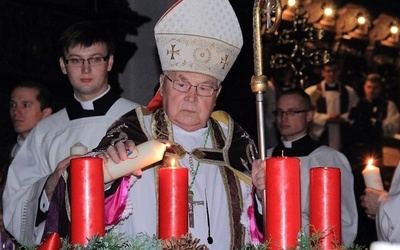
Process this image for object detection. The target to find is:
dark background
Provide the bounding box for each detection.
[0,0,399,247]
[1,0,399,147]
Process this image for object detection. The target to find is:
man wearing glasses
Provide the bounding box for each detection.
[88,0,258,248]
[251,88,358,247]
[3,21,139,247]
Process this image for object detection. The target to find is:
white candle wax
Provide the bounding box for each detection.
[70,142,88,155]
[370,241,400,250]
[103,140,166,183]
[362,160,384,190]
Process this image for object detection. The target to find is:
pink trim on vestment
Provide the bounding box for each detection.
[104,176,131,226]
[248,186,265,243]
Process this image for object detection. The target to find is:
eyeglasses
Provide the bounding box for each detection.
[164,75,219,97]
[272,110,310,116]
[63,56,109,67]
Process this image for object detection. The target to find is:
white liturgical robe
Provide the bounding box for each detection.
[305,81,359,151]
[376,161,400,243]
[3,91,138,247]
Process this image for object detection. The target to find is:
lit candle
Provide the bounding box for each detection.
[70,142,88,155]
[158,158,188,239]
[70,157,105,245]
[362,159,384,190]
[265,157,301,249]
[310,167,341,249]
[103,140,167,183]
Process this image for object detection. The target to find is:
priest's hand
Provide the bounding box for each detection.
[360,187,387,219]
[251,159,265,200]
[45,155,81,201]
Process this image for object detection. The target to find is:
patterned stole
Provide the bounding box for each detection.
[150,109,246,247]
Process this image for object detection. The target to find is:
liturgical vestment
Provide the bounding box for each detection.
[92,107,258,250]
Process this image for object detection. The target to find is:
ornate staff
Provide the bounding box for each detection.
[250,0,282,159]
[251,2,282,245]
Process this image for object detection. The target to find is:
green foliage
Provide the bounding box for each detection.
[73,233,162,250]
[235,229,366,250]
[21,230,365,250]
[20,233,162,250]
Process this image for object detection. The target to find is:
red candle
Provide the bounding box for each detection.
[265,157,301,249]
[310,167,341,249]
[37,232,62,250]
[158,159,188,239]
[70,157,105,245]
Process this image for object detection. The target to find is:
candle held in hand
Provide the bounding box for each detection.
[103,140,167,183]
[362,159,384,190]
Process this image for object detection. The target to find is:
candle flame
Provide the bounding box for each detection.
[171,158,176,168]
[364,158,376,170]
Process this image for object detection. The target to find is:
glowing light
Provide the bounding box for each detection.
[171,158,176,168]
[390,25,398,34]
[362,158,384,190]
[288,0,296,7]
[324,7,333,17]
[357,16,366,25]
[367,158,374,168]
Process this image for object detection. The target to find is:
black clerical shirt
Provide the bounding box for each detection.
[272,134,322,157]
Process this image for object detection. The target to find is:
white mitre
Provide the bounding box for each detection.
[155,0,243,82]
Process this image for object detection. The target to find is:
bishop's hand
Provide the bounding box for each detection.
[252,159,266,200]
[98,140,142,177]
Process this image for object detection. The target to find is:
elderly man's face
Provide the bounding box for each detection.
[160,71,220,132]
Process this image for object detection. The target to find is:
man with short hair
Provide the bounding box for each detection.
[3,21,139,247]
[1,81,52,250]
[9,81,53,158]
[305,61,359,151]
[251,88,358,247]
[349,73,399,166]
[90,0,258,249]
